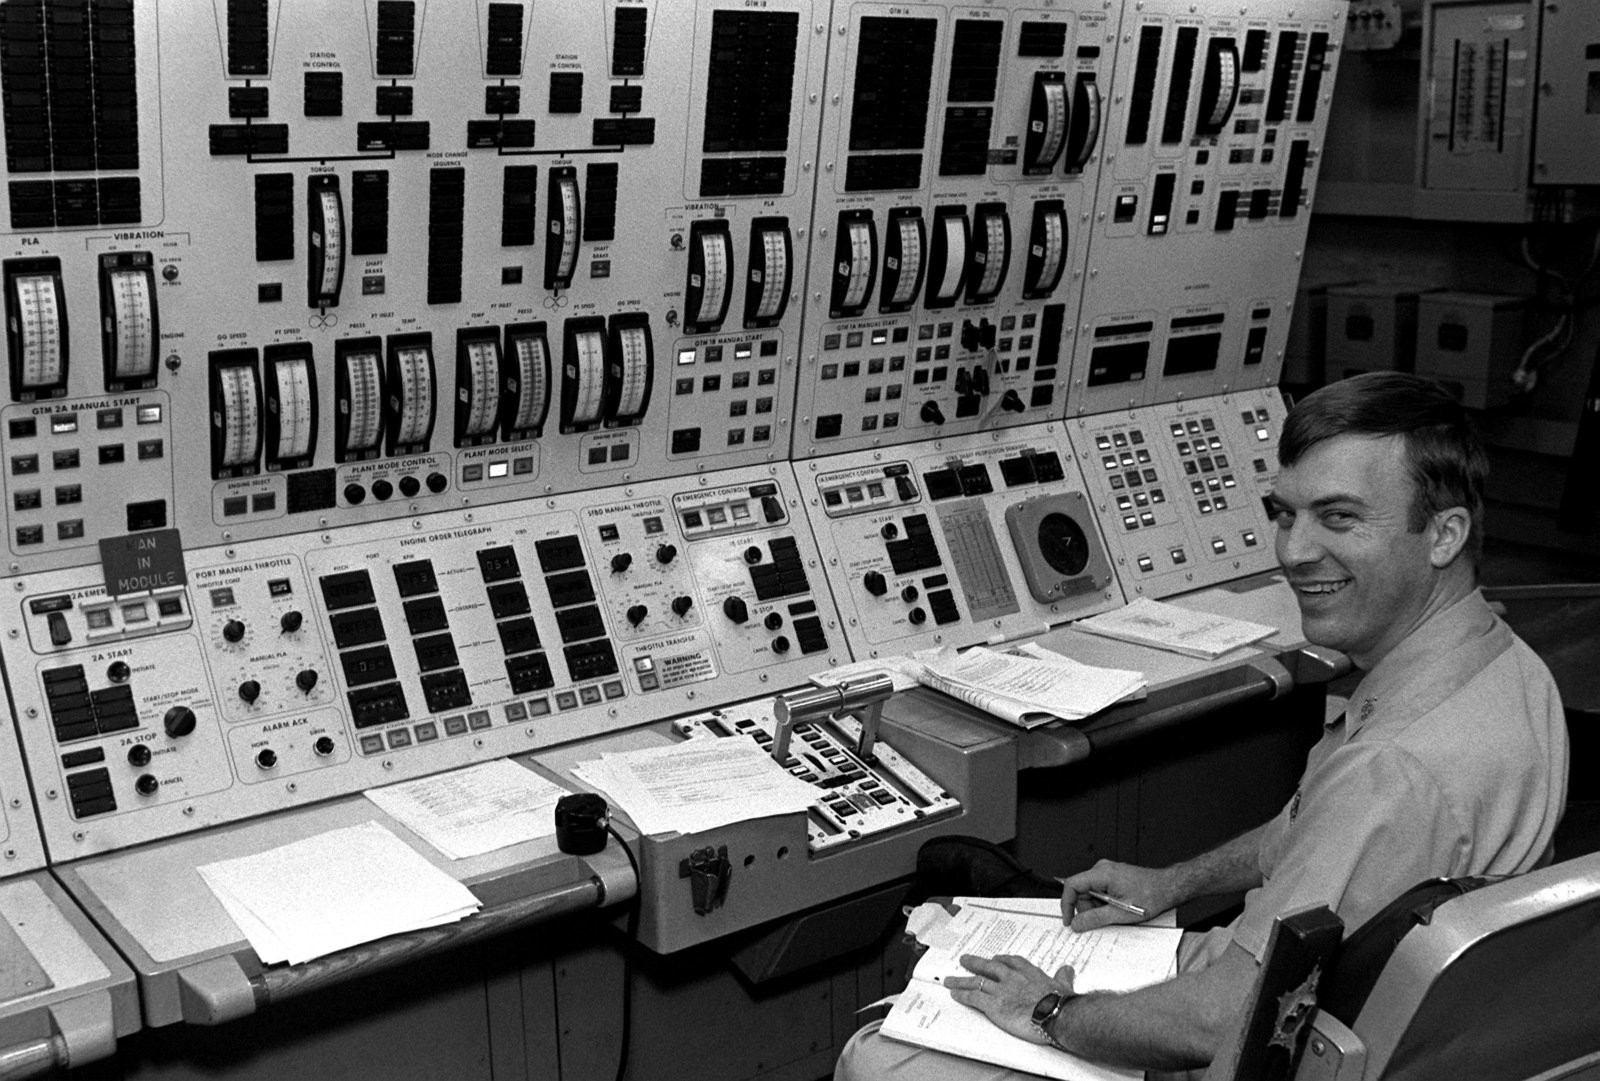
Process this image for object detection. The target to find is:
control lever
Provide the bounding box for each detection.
[771,672,896,764]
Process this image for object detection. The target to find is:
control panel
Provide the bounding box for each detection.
[1070,0,1344,414]
[1,466,844,858]
[797,425,1121,659]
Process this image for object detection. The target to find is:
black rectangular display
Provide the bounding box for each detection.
[319,570,375,611]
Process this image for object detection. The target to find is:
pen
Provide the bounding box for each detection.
[1054,878,1148,918]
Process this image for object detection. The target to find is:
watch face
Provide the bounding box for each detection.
[1031,991,1063,1024]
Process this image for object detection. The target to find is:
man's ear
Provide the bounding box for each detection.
[1429,506,1471,568]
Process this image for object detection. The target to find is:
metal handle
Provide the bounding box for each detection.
[773,673,896,761]
[0,1037,65,1081]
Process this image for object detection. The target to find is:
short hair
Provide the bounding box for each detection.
[1279,372,1488,565]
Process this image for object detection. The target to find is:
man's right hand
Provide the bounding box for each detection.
[1059,859,1172,931]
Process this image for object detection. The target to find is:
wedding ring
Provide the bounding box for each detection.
[977,978,986,993]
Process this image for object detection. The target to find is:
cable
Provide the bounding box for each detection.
[605,823,642,1081]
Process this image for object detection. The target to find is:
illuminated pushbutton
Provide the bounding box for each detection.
[255,748,278,770]
[398,475,421,498]
[743,545,763,565]
[901,585,919,603]
[655,543,678,565]
[371,479,394,501]
[426,472,448,494]
[722,596,748,624]
[863,571,888,596]
[763,612,783,631]
[611,553,633,574]
[314,736,336,756]
[222,619,246,643]
[344,483,367,505]
[880,523,899,540]
[627,604,648,627]
[164,705,197,738]
[671,595,693,618]
[280,611,303,634]
[295,669,319,693]
[238,680,261,704]
[771,635,791,654]
[135,774,159,796]
[127,743,151,767]
[908,608,927,625]
[107,660,131,683]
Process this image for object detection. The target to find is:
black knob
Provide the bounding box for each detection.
[671,595,694,618]
[771,635,791,654]
[954,367,972,395]
[107,660,131,683]
[880,523,899,540]
[222,619,246,643]
[656,543,678,565]
[295,669,319,693]
[238,680,261,704]
[164,705,197,738]
[908,607,927,625]
[761,495,784,523]
[47,611,71,647]
[1001,390,1025,413]
[135,773,159,796]
[314,736,336,757]
[371,479,394,501]
[863,571,888,597]
[901,585,920,603]
[255,748,278,770]
[723,596,748,624]
[426,472,448,494]
[627,604,648,627]
[611,552,633,574]
[743,545,763,565]
[764,612,783,631]
[973,367,990,395]
[127,743,151,767]
[280,610,303,634]
[344,483,366,505]
[920,401,945,425]
[398,475,422,498]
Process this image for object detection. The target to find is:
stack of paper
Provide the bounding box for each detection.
[197,821,481,966]
[1073,597,1276,659]
[911,645,1146,728]
[572,736,822,836]
[365,759,572,860]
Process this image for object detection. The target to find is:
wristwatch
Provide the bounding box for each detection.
[1031,991,1071,1051]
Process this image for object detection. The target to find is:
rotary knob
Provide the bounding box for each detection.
[655,543,678,565]
[723,596,749,624]
[611,552,633,574]
[280,610,303,634]
[295,669,320,693]
[863,571,888,597]
[135,774,159,796]
[238,679,261,704]
[222,619,246,643]
[627,604,648,627]
[671,595,694,618]
[920,401,945,425]
[1001,389,1025,413]
[163,705,197,738]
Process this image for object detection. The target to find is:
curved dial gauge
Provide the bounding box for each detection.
[1024,201,1068,299]
[12,271,65,392]
[1197,39,1240,136]
[210,353,262,477]
[341,349,384,458]
[609,319,652,424]
[1064,73,1102,173]
[745,217,790,327]
[391,346,434,447]
[685,220,732,332]
[462,338,501,440]
[842,220,874,309]
[830,210,877,317]
[546,169,581,289]
[926,208,968,308]
[881,210,924,312]
[969,205,1010,303]
[1027,74,1068,172]
[308,178,345,308]
[507,327,550,437]
[1038,512,1090,577]
[104,266,156,383]
[269,353,315,463]
[567,325,606,428]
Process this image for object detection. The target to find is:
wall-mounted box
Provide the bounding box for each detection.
[1533,2,1600,185]
[1414,290,1527,409]
[1284,281,1361,388]
[1325,282,1441,377]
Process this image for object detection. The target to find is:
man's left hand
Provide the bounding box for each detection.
[946,954,1077,1045]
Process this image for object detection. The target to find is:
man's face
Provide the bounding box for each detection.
[1270,433,1442,669]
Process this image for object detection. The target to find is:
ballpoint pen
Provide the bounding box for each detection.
[1055,878,1148,918]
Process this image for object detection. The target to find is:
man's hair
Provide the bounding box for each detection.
[1279,372,1488,564]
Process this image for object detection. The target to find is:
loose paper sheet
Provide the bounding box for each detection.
[364,759,571,860]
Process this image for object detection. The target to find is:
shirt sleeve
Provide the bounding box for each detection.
[1230,740,1470,960]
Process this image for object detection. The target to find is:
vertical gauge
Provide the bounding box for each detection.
[545,167,581,290]
[209,349,263,479]
[503,322,551,441]
[335,337,385,463]
[1063,73,1102,173]
[98,252,158,392]
[829,210,877,319]
[4,257,68,402]
[880,207,925,314]
[385,333,436,456]
[1025,73,1069,174]
[1023,200,1068,300]
[1196,38,1241,137]
[606,314,652,427]
[560,316,608,432]
[743,217,791,328]
[925,206,969,309]
[307,175,345,308]
[263,342,318,471]
[683,220,732,334]
[455,328,502,447]
[966,204,1011,305]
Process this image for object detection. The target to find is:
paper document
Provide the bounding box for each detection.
[365,759,571,860]
[1073,597,1276,659]
[197,821,481,966]
[912,645,1146,728]
[572,736,821,836]
[879,898,1181,1081]
[810,655,925,693]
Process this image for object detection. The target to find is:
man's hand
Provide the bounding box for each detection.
[1059,859,1171,931]
[946,954,1076,1045]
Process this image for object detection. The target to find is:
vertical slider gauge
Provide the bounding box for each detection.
[208,349,263,479]
[4,257,68,402]
[503,322,551,441]
[1196,38,1240,137]
[880,207,925,314]
[98,252,158,392]
[307,175,345,308]
[1063,73,1102,173]
[1023,200,1068,300]
[966,204,1011,305]
[384,333,436,456]
[743,217,791,328]
[683,220,732,334]
[606,313,653,427]
[1025,72,1069,174]
[829,210,876,319]
[455,328,502,447]
[334,337,385,462]
[263,342,318,471]
[924,206,969,309]
[545,167,581,290]
[560,316,608,432]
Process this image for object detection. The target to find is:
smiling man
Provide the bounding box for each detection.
[836,373,1569,1080]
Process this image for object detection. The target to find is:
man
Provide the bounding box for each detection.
[836,372,1568,1078]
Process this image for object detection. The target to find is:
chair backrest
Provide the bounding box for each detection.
[1324,850,1600,1081]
